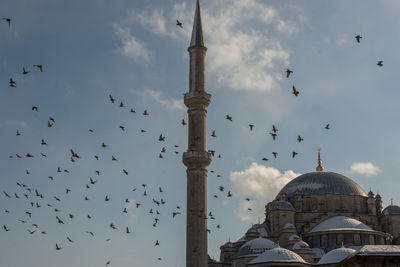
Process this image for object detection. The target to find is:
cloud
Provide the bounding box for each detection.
[350,162,380,176]
[336,34,350,47]
[134,0,302,91]
[113,24,151,62]
[230,162,300,221]
[142,89,184,111]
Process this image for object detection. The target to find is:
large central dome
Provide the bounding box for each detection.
[275,171,367,199]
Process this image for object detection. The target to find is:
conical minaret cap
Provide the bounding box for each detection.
[190,0,205,47]
[316,149,324,172]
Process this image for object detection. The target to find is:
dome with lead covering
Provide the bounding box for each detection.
[383,205,400,216]
[317,247,356,265]
[271,200,295,211]
[249,247,306,264]
[293,240,310,250]
[237,237,277,258]
[309,216,372,233]
[275,171,367,199]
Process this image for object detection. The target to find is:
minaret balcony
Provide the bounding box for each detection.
[183,151,212,167]
[184,92,211,108]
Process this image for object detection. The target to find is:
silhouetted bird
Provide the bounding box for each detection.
[297,135,304,143]
[182,119,186,125]
[355,35,362,43]
[22,67,30,75]
[225,115,232,121]
[325,124,330,130]
[249,124,254,131]
[377,61,383,67]
[32,106,38,112]
[286,68,293,78]
[109,95,115,103]
[3,18,11,27]
[292,151,298,158]
[176,20,183,28]
[33,65,43,72]
[272,152,278,158]
[292,86,299,96]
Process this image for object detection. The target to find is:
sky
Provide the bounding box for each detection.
[1,0,400,266]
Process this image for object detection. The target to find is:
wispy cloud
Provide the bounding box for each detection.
[142,89,184,111]
[133,0,302,92]
[350,162,380,176]
[230,162,300,221]
[113,24,151,62]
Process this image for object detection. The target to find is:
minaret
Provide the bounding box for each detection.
[182,1,212,266]
[316,149,324,172]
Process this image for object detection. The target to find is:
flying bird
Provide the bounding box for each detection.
[272,152,278,158]
[9,78,16,88]
[249,124,254,131]
[292,86,299,96]
[377,61,383,67]
[286,68,293,78]
[297,135,304,143]
[225,115,233,121]
[182,119,187,125]
[33,65,43,72]
[3,18,11,27]
[211,130,216,137]
[143,110,149,116]
[22,67,30,75]
[32,106,38,112]
[176,20,183,28]
[325,124,330,130]
[109,95,115,103]
[355,35,362,43]
[269,132,277,141]
[292,151,298,158]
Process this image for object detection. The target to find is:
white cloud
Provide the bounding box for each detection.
[336,34,350,47]
[136,9,169,36]
[142,89,184,111]
[230,162,300,221]
[350,162,380,176]
[113,24,151,62]
[134,0,302,91]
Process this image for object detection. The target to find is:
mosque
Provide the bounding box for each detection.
[209,152,400,266]
[183,1,400,266]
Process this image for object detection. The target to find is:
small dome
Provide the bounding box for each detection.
[284,223,295,229]
[289,234,300,241]
[276,172,367,199]
[293,240,310,250]
[317,247,356,265]
[383,205,400,216]
[249,247,306,264]
[309,216,372,233]
[271,200,295,211]
[237,237,277,258]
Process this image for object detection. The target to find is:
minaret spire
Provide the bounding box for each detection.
[190,0,204,47]
[183,1,211,266]
[316,148,324,172]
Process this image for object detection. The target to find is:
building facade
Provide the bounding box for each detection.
[212,154,400,266]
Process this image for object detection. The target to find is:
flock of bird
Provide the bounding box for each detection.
[1,11,385,267]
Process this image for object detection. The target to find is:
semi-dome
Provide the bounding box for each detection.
[383,205,400,216]
[271,200,295,211]
[276,171,367,199]
[309,216,372,233]
[237,237,277,258]
[249,247,306,264]
[317,247,356,265]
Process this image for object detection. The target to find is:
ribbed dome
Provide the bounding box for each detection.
[317,247,356,265]
[249,247,306,264]
[383,205,400,216]
[276,172,367,199]
[309,216,372,233]
[237,237,277,258]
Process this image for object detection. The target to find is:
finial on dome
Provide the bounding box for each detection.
[391,199,393,206]
[316,148,324,172]
[190,0,205,47]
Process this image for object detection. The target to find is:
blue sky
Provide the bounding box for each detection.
[1,0,400,266]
